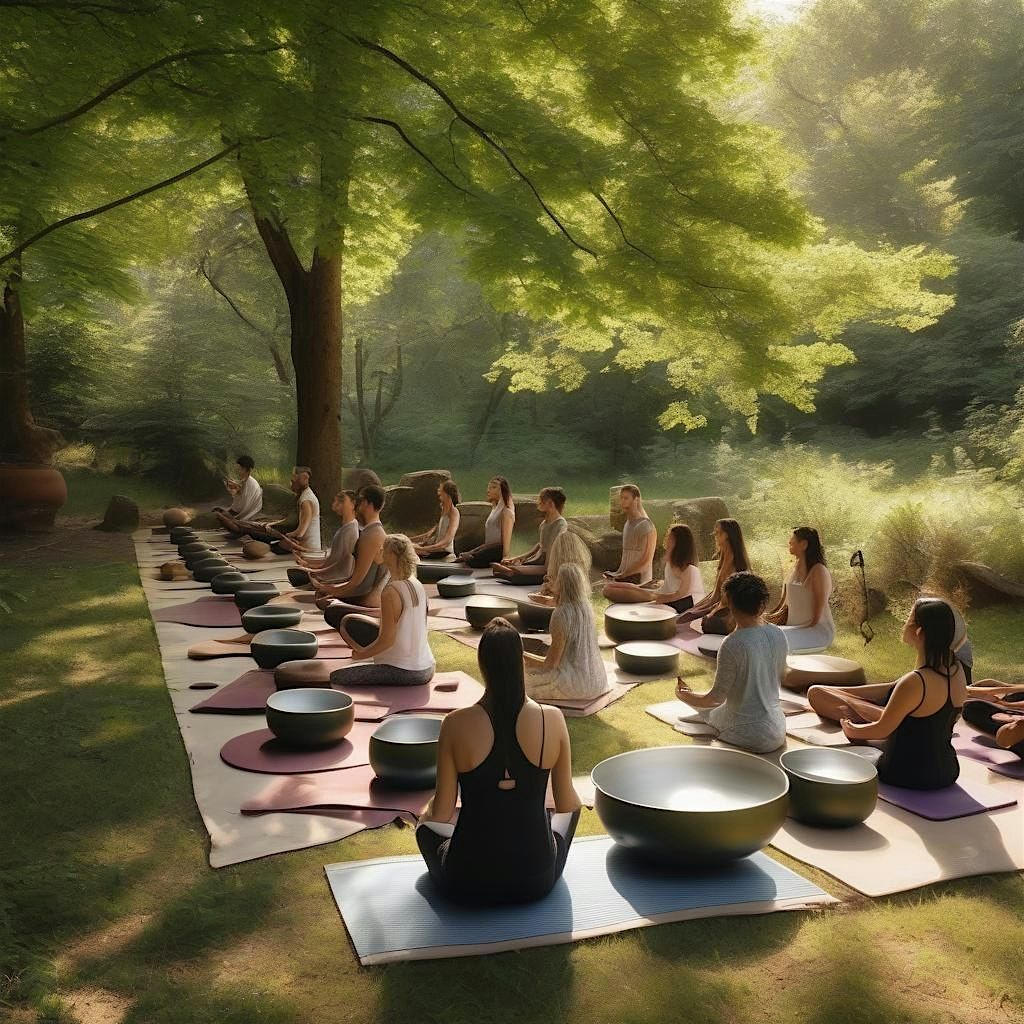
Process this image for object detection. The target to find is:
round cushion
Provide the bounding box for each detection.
[242,540,271,560]
[163,507,190,528]
[274,659,334,690]
[242,605,304,633]
[784,654,866,693]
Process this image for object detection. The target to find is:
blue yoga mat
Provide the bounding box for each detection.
[325,835,835,964]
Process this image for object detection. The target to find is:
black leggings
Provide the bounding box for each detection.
[962,699,1024,759]
[459,542,503,568]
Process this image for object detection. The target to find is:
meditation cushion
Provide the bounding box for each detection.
[242,540,272,560]
[784,654,866,693]
[275,659,334,690]
[159,561,189,581]
[163,507,190,528]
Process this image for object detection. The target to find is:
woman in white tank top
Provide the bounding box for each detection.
[412,481,461,559]
[332,534,436,686]
[766,527,835,653]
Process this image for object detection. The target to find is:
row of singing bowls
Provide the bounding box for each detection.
[287,567,312,588]
[251,628,319,669]
[516,599,554,632]
[183,549,218,570]
[779,748,878,827]
[211,571,249,595]
[369,714,444,789]
[265,688,354,747]
[592,747,790,865]
[416,561,473,584]
[604,604,678,643]
[193,557,232,582]
[437,575,476,598]
[234,583,280,610]
[169,525,195,541]
[614,641,680,677]
[243,605,303,633]
[180,540,214,557]
[465,595,518,630]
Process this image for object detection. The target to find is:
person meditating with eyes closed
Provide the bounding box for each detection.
[416,618,582,906]
[602,523,704,611]
[410,481,461,559]
[214,454,263,535]
[677,518,751,635]
[600,485,657,596]
[290,490,359,588]
[455,475,515,567]
[492,487,568,584]
[765,527,836,652]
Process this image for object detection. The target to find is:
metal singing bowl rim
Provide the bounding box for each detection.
[466,595,518,609]
[372,713,445,745]
[605,604,677,621]
[592,746,789,814]
[615,641,680,657]
[266,688,353,714]
[780,748,878,786]
[252,628,318,645]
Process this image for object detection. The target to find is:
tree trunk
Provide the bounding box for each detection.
[0,261,57,463]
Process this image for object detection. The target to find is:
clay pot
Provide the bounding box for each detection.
[163,508,190,528]
[159,561,189,581]
[0,464,67,531]
[242,540,272,560]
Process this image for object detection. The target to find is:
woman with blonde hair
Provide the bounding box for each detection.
[527,530,592,606]
[524,563,607,701]
[331,534,436,686]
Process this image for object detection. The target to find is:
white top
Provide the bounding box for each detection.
[619,516,656,583]
[484,502,515,545]
[526,600,607,701]
[657,562,705,603]
[295,486,321,549]
[232,475,263,520]
[785,565,835,630]
[429,510,458,554]
[374,578,435,672]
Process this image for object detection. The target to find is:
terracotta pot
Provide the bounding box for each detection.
[163,508,190,528]
[0,463,67,531]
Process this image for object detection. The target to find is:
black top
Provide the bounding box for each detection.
[877,666,961,790]
[439,701,559,905]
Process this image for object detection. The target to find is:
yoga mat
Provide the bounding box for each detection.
[324,835,836,965]
[785,712,851,747]
[771,756,1024,896]
[646,698,808,732]
[153,597,243,628]
[878,777,1018,821]
[666,624,716,660]
[220,721,377,774]
[953,729,1024,780]
[546,682,639,718]
[187,636,353,660]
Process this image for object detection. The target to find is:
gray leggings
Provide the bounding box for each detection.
[337,615,434,687]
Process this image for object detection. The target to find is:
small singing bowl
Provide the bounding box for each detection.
[250,628,319,669]
[604,603,679,643]
[614,641,680,677]
[779,748,879,828]
[265,688,354,748]
[592,746,790,866]
[287,567,312,588]
[163,508,190,528]
[242,605,304,633]
[192,558,232,582]
[210,571,249,595]
[465,595,518,630]
[516,600,554,632]
[233,583,280,611]
[169,526,195,541]
[437,575,477,599]
[369,714,445,789]
[416,561,473,584]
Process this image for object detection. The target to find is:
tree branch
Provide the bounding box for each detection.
[347,33,597,257]
[0,141,246,267]
[592,190,658,262]
[240,165,305,301]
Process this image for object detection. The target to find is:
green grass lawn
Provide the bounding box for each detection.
[1,487,1023,1024]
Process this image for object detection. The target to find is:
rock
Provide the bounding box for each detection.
[0,463,67,532]
[569,514,610,534]
[955,561,1024,605]
[96,495,140,532]
[383,471,451,532]
[342,466,382,493]
[454,501,491,553]
[670,498,730,561]
[568,522,622,573]
[261,483,298,519]
[159,560,188,580]
[511,495,543,541]
[162,507,190,528]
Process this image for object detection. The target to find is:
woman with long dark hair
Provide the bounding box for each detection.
[766,527,835,652]
[808,599,966,789]
[455,476,515,567]
[416,618,581,905]
[678,518,751,635]
[602,523,705,610]
[411,481,462,559]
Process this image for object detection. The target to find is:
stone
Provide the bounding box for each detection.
[511,494,543,540]
[669,497,731,561]
[159,560,189,580]
[383,470,451,531]
[568,522,622,573]
[342,466,382,493]
[96,495,140,532]
[162,507,190,528]
[454,501,491,553]
[261,483,298,520]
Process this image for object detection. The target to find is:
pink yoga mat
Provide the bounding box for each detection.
[548,682,638,718]
[220,721,378,774]
[878,774,1018,820]
[241,764,433,816]
[187,636,353,660]
[153,597,242,628]
[326,671,486,714]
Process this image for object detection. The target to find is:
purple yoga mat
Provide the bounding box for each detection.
[665,624,716,659]
[953,729,1024,780]
[220,721,377,775]
[878,774,1018,821]
[153,596,242,628]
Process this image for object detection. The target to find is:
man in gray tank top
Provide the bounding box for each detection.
[604,484,656,585]
[492,487,567,583]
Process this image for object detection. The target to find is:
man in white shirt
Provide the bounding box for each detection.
[215,455,264,535]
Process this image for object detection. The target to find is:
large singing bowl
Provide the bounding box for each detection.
[437,575,476,599]
[250,628,319,669]
[465,595,518,630]
[604,604,679,643]
[265,688,354,748]
[192,558,232,582]
[210,570,249,595]
[242,605,304,633]
[614,641,680,677]
[516,599,554,632]
[779,748,878,828]
[416,561,473,584]
[592,746,790,865]
[233,583,280,610]
[369,714,444,789]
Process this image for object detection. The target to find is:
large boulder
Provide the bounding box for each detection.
[568,522,622,573]
[382,470,452,532]
[261,483,297,519]
[342,466,381,493]
[96,495,139,532]
[0,464,67,532]
[454,501,491,553]
[511,494,543,540]
[955,561,1024,606]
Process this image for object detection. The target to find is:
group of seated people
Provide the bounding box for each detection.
[210,459,1024,906]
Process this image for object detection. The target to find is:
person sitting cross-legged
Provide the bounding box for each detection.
[491,487,568,585]
[410,481,462,559]
[602,523,705,611]
[600,484,657,595]
[215,455,264,535]
[290,490,359,587]
[526,531,592,607]
[455,475,516,567]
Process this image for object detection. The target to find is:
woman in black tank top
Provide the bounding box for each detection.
[416,619,582,906]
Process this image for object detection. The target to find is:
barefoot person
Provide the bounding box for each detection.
[766,527,836,652]
[524,564,607,701]
[675,572,786,753]
[455,476,515,567]
[678,518,751,635]
[237,466,321,555]
[492,487,567,584]
[331,535,436,686]
[411,481,462,559]
[527,531,592,607]
[417,618,582,906]
[601,485,656,593]
[602,523,705,610]
[215,455,263,534]
[808,599,966,789]
[290,490,359,587]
